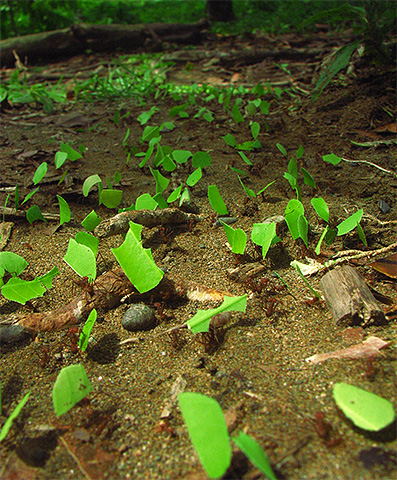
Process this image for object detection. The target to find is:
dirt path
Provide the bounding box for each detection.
[1,31,396,480]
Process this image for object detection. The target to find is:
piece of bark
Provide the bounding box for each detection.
[1,20,208,67]
[94,208,202,238]
[320,266,386,326]
[305,336,392,364]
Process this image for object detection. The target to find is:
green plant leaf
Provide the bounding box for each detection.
[26,205,46,224]
[356,221,367,246]
[222,222,247,255]
[285,199,305,240]
[54,152,68,169]
[162,154,177,172]
[283,172,297,189]
[312,41,360,102]
[187,294,247,334]
[287,158,298,179]
[172,150,192,164]
[257,180,276,196]
[101,189,123,208]
[238,176,256,198]
[63,238,96,281]
[0,252,28,276]
[83,174,102,197]
[233,432,277,480]
[79,309,97,352]
[150,168,169,194]
[315,226,329,255]
[37,266,59,289]
[222,133,237,147]
[57,195,71,226]
[81,210,102,231]
[251,121,260,139]
[276,143,287,157]
[186,168,202,187]
[112,221,164,293]
[297,214,309,247]
[60,143,82,161]
[251,222,280,258]
[75,232,99,256]
[1,277,46,304]
[192,151,212,168]
[232,103,244,123]
[0,392,30,442]
[33,162,47,185]
[208,185,228,215]
[337,209,363,236]
[141,125,161,142]
[301,167,316,188]
[52,364,92,417]
[311,197,329,222]
[21,187,39,205]
[135,193,158,210]
[296,145,304,159]
[169,103,188,117]
[323,153,342,165]
[178,392,231,479]
[333,382,395,431]
[138,106,158,125]
[238,151,253,166]
[167,185,183,204]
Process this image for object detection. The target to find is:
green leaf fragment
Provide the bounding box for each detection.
[323,153,342,165]
[75,232,99,256]
[83,174,102,197]
[26,205,46,224]
[311,197,329,222]
[337,209,363,236]
[53,364,92,417]
[251,222,280,258]
[37,266,59,289]
[57,195,71,226]
[186,168,202,187]
[233,432,277,480]
[63,239,96,281]
[178,392,231,479]
[81,210,102,231]
[1,277,46,304]
[135,193,158,210]
[60,143,82,161]
[192,151,211,168]
[208,185,228,215]
[0,252,28,276]
[101,189,123,208]
[112,222,163,294]
[333,382,395,431]
[33,162,48,185]
[79,309,97,352]
[285,199,304,240]
[187,294,247,334]
[222,222,247,255]
[0,392,30,442]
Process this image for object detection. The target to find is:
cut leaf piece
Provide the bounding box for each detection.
[135,193,158,210]
[52,364,92,417]
[57,195,71,226]
[1,277,46,304]
[251,223,279,259]
[337,209,363,236]
[333,382,395,431]
[101,189,123,208]
[208,185,228,215]
[187,294,247,333]
[81,210,102,231]
[83,174,102,197]
[112,222,163,293]
[75,232,99,256]
[0,392,30,442]
[38,266,59,289]
[178,392,231,479]
[0,252,28,276]
[222,222,247,255]
[79,309,97,352]
[323,153,342,165]
[33,162,48,185]
[233,432,277,480]
[63,239,96,281]
[311,197,329,222]
[186,168,202,187]
[192,151,212,168]
[26,205,46,224]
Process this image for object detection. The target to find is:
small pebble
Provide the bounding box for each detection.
[378,199,390,214]
[213,217,238,227]
[0,324,31,344]
[122,304,156,332]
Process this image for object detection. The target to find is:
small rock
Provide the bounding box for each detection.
[213,217,238,227]
[0,324,32,344]
[122,304,156,332]
[378,199,390,214]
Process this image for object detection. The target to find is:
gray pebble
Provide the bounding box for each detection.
[122,304,156,332]
[213,217,238,227]
[378,199,390,214]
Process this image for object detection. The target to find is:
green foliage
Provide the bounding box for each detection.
[52,364,92,417]
[111,221,164,294]
[333,382,395,431]
[222,222,247,255]
[187,294,247,334]
[63,237,97,282]
[79,309,97,352]
[178,392,231,479]
[251,223,280,259]
[81,210,102,231]
[233,432,277,480]
[0,392,30,442]
[208,185,229,215]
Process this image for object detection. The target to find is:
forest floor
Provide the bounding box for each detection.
[0,28,396,480]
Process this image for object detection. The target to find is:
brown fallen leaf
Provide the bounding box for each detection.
[374,122,397,134]
[369,252,397,278]
[305,336,392,364]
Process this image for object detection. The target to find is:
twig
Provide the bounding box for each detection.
[341,157,397,178]
[58,436,93,480]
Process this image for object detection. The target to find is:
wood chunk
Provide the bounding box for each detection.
[320,266,386,326]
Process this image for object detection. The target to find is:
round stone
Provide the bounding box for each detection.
[122,304,157,332]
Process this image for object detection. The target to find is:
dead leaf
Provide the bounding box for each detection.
[305,336,391,364]
[374,122,397,134]
[369,252,397,278]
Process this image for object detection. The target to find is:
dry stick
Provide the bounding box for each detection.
[341,157,397,178]
[94,208,202,238]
